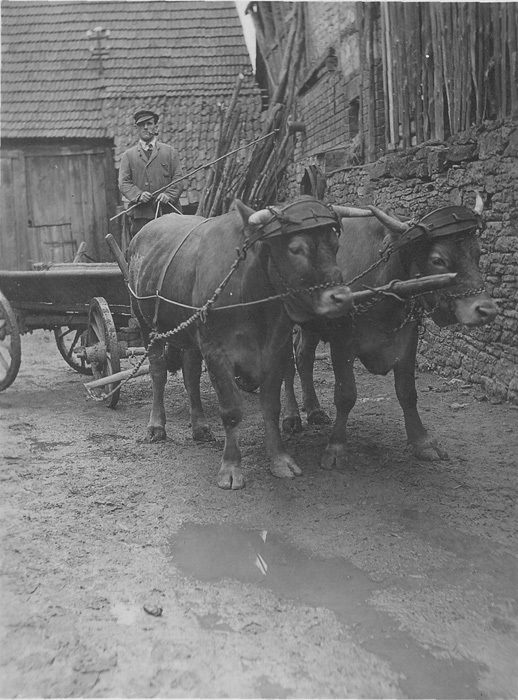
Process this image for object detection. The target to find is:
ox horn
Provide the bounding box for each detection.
[248,209,272,226]
[474,191,484,215]
[331,205,374,218]
[366,205,410,234]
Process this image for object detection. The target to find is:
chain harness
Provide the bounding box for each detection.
[87,202,486,401]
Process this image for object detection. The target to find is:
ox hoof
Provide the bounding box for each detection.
[192,424,214,442]
[217,466,246,490]
[408,440,449,461]
[282,415,303,434]
[270,456,302,479]
[147,426,167,442]
[307,409,331,425]
[320,444,348,471]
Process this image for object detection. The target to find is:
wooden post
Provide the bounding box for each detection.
[430,4,445,140]
[411,3,424,145]
[509,3,518,116]
[501,5,508,118]
[105,233,129,281]
[493,5,502,119]
[380,4,393,148]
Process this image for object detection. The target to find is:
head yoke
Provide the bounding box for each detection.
[392,205,481,254]
[252,197,341,245]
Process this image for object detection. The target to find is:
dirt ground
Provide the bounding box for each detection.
[1,329,517,699]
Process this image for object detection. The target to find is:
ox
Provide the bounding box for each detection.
[283,197,498,466]
[127,197,353,489]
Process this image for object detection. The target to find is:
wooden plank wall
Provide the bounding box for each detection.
[379,2,518,150]
[1,144,117,270]
[0,152,30,270]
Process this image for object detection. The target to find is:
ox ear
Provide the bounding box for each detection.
[230,199,255,223]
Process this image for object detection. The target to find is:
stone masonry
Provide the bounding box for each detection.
[282,118,518,404]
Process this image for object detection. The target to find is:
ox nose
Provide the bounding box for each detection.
[319,285,354,317]
[475,300,498,324]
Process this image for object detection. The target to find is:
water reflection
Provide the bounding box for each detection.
[168,523,484,700]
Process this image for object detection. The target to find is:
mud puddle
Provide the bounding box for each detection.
[169,523,484,699]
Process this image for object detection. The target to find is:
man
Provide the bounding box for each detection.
[119,107,184,238]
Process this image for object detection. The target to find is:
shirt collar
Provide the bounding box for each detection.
[139,138,157,150]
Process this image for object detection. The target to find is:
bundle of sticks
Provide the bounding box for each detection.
[196,4,305,217]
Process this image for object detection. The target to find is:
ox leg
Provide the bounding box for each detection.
[321,337,357,470]
[262,342,302,479]
[203,350,246,490]
[182,348,213,442]
[282,351,303,433]
[296,326,331,425]
[394,329,449,461]
[147,338,168,442]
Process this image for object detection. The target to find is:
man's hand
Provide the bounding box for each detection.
[156,193,171,205]
[139,191,153,203]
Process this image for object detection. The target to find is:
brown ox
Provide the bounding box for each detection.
[128,197,353,489]
[283,197,498,465]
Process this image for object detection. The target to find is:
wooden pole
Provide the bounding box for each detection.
[430,4,445,140]
[501,5,508,118]
[381,4,393,148]
[85,365,150,389]
[509,3,518,116]
[422,4,433,140]
[411,3,423,145]
[493,5,502,119]
[105,233,129,281]
[352,273,457,304]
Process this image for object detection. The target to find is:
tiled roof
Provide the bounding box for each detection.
[1,0,262,201]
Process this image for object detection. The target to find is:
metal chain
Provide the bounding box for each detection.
[344,254,389,287]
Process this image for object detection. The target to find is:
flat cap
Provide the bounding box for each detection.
[134,108,159,125]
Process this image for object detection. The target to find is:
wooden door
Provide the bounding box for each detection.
[25,149,111,265]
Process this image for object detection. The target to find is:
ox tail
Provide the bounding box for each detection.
[165,344,183,374]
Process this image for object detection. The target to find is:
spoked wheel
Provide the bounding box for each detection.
[0,290,21,392]
[54,326,92,376]
[86,297,121,408]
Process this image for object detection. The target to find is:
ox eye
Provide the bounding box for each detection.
[431,254,447,268]
[288,242,307,256]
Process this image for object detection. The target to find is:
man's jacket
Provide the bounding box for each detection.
[118,141,184,219]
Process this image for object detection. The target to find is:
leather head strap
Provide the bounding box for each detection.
[254,196,341,242]
[389,205,481,254]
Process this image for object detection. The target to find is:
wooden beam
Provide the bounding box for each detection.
[430,3,444,140]
[509,3,518,116]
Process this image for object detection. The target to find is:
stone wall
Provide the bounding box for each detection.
[282,118,518,404]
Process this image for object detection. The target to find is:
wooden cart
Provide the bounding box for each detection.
[0,251,142,407]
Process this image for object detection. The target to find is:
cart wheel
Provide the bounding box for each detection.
[86,297,121,408]
[0,290,22,392]
[54,326,93,376]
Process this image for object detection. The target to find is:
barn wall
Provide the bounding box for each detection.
[281,118,518,405]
